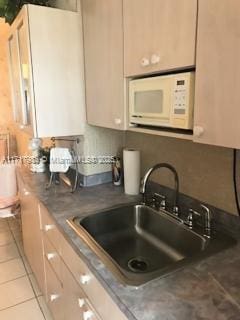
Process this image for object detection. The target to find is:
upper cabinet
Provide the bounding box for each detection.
[8,4,86,138]
[123,0,198,77]
[8,16,33,133]
[82,0,197,131]
[194,0,240,149]
[82,0,126,130]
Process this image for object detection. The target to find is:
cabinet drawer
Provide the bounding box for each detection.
[41,204,61,253]
[43,234,62,282]
[81,299,102,320]
[61,234,128,320]
[45,258,64,320]
[62,260,86,320]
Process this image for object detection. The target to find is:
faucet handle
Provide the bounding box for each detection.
[153,193,166,210]
[200,204,212,238]
[173,205,179,216]
[189,208,201,216]
[200,204,211,217]
[186,208,201,228]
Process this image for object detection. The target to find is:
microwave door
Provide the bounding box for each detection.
[133,89,170,120]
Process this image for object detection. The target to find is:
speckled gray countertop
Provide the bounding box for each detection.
[18,167,240,320]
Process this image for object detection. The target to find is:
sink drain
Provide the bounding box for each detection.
[128,257,149,273]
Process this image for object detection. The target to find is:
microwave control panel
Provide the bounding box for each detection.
[171,72,194,130]
[173,79,188,115]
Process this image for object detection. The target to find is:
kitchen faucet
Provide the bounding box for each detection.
[140,163,179,214]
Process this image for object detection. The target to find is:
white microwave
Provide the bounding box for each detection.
[129,72,195,130]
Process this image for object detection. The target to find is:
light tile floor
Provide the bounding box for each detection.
[0,216,53,320]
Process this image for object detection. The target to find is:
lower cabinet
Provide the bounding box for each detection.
[43,234,62,282]
[62,261,102,320]
[18,176,45,295]
[60,234,127,320]
[19,178,127,320]
[45,258,64,320]
[62,261,86,320]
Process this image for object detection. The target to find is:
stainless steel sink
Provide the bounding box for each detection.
[68,204,236,286]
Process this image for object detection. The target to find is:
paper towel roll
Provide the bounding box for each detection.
[123,149,140,195]
[0,164,17,198]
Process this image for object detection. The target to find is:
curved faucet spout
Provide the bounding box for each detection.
[140,163,179,211]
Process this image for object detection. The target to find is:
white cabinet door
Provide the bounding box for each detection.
[45,258,64,320]
[123,0,197,77]
[82,0,126,130]
[194,0,240,148]
[62,261,85,320]
[28,4,86,137]
[8,4,86,138]
[8,9,35,135]
[19,186,45,294]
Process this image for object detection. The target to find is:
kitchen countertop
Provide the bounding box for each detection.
[18,167,240,320]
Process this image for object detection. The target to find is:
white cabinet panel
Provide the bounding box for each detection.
[18,177,45,295]
[8,4,86,138]
[82,0,126,130]
[123,0,197,76]
[194,0,240,148]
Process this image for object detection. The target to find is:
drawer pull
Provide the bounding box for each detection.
[46,253,57,260]
[80,274,91,285]
[83,310,94,320]
[44,224,55,232]
[50,294,59,302]
[78,298,85,308]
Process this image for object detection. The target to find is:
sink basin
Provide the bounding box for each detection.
[68,204,236,286]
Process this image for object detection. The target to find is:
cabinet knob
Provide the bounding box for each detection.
[114,118,122,125]
[24,190,30,196]
[19,124,25,130]
[44,224,55,232]
[46,253,56,260]
[80,274,91,285]
[83,310,94,320]
[50,294,59,302]
[194,126,204,137]
[78,298,85,308]
[151,54,160,65]
[141,57,150,67]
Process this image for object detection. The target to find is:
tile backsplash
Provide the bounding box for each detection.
[76,124,124,176]
[60,127,238,216]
